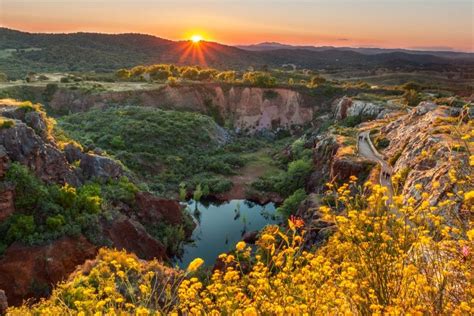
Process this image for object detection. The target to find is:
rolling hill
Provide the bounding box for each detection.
[0,28,473,79]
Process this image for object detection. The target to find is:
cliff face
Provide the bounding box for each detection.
[378,105,471,214]
[0,99,189,306]
[48,85,318,132]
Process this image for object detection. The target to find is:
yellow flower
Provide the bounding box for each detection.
[236,241,246,251]
[464,191,474,203]
[467,229,474,241]
[187,258,204,272]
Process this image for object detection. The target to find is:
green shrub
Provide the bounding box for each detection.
[46,215,66,231]
[7,215,36,243]
[277,189,307,218]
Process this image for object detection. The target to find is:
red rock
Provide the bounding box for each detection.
[135,192,183,225]
[102,215,167,260]
[0,187,14,222]
[0,235,97,306]
[0,290,7,315]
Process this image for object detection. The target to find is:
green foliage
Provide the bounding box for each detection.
[6,215,36,242]
[277,188,307,218]
[404,89,421,107]
[58,107,258,196]
[242,71,276,87]
[1,163,106,247]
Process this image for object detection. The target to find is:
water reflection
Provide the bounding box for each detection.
[175,199,280,268]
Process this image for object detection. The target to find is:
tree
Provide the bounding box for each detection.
[404,89,421,107]
[242,71,276,87]
[181,67,200,80]
[0,72,8,82]
[309,75,326,87]
[115,69,131,80]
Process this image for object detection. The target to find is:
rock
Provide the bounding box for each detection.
[48,85,322,134]
[0,186,14,222]
[381,106,469,219]
[63,142,84,164]
[0,106,49,140]
[79,153,123,181]
[0,236,97,306]
[412,101,437,116]
[0,146,9,178]
[0,121,80,186]
[333,96,385,120]
[102,215,167,260]
[135,192,183,225]
[0,290,7,315]
[307,133,375,193]
[242,231,259,244]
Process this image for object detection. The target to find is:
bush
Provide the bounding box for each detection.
[277,188,307,218]
[242,71,276,87]
[6,215,36,243]
[404,89,421,106]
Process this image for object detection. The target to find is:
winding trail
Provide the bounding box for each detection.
[357,131,415,227]
[357,131,394,204]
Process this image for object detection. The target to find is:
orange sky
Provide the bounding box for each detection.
[1,0,473,52]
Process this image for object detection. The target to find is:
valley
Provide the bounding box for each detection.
[0,30,472,315]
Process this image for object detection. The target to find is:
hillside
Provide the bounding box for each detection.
[1,28,473,79]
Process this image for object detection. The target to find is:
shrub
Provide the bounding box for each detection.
[242,71,276,87]
[6,215,36,243]
[277,188,307,218]
[404,89,421,106]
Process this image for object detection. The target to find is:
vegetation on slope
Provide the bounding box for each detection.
[9,173,473,315]
[0,163,138,253]
[58,106,286,197]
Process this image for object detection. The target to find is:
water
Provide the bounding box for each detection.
[176,199,280,268]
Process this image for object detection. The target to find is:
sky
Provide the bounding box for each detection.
[1,0,473,52]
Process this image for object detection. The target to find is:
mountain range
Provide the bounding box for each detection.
[1,28,473,78]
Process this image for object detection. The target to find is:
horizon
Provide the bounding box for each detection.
[1,0,472,52]
[1,26,473,54]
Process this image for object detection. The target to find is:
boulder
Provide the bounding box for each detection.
[412,101,437,116]
[79,153,123,181]
[135,192,183,225]
[0,121,80,186]
[0,236,97,306]
[63,142,84,164]
[102,215,167,260]
[333,96,385,120]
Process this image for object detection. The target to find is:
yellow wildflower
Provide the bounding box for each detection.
[187,258,204,272]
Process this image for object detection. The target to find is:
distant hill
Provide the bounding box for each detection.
[0,28,473,79]
[237,42,474,59]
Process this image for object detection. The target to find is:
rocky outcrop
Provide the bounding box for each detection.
[48,85,319,133]
[307,133,375,193]
[379,105,470,217]
[332,96,387,120]
[0,290,7,315]
[79,153,123,181]
[102,215,167,260]
[0,117,80,186]
[135,192,183,225]
[0,236,97,306]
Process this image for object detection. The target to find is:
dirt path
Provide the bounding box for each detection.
[358,131,415,227]
[357,131,394,203]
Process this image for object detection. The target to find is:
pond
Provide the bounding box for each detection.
[176,199,280,269]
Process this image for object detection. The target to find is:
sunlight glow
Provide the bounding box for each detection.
[191,35,202,43]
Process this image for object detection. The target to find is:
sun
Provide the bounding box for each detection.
[191,35,203,43]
